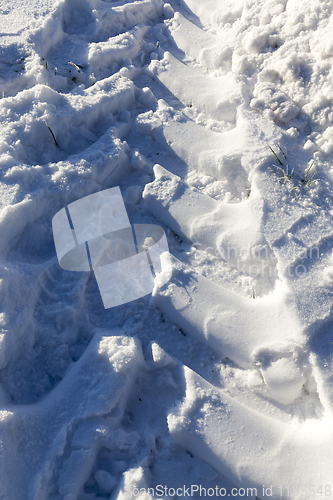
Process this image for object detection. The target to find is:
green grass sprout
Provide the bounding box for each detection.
[269,145,293,182]
[268,145,283,165]
[269,145,318,189]
[302,156,318,187]
[277,143,287,160]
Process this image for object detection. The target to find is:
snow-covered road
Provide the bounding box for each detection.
[1,0,333,499]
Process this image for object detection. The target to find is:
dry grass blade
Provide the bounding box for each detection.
[43,119,58,147]
[68,61,82,72]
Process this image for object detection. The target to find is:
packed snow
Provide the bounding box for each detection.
[2,0,333,498]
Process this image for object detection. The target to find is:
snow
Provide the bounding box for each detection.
[150,50,242,121]
[2,0,333,498]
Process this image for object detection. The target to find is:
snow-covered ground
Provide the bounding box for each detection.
[2,0,333,498]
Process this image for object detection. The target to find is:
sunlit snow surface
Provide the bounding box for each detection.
[2,0,333,498]
[0,0,55,44]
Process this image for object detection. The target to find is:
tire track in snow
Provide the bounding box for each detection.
[141,1,333,497]
[1,1,240,498]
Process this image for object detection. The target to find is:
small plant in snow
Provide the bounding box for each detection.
[43,119,58,147]
[268,144,283,166]
[278,162,294,181]
[268,145,293,182]
[268,145,318,189]
[302,156,318,187]
[68,61,82,72]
